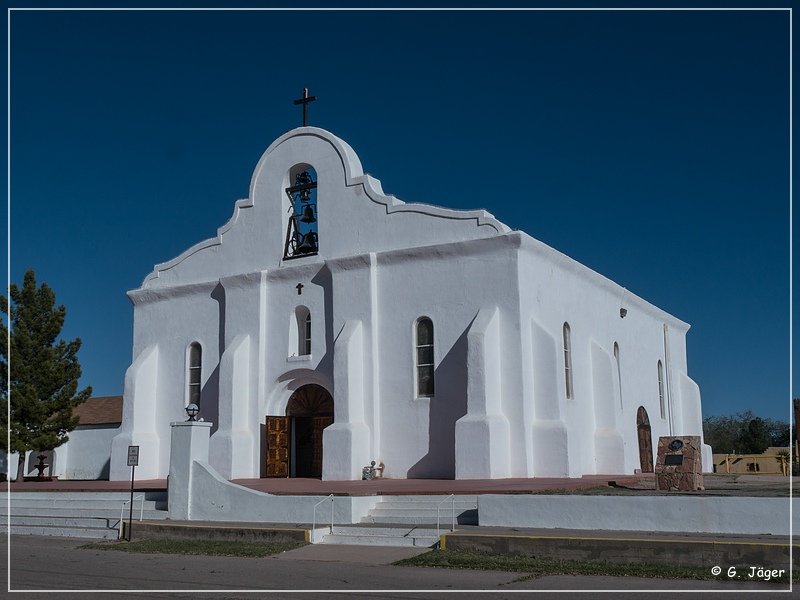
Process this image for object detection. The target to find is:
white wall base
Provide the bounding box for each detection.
[479,494,796,536]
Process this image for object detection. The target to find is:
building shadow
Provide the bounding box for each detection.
[407,326,469,478]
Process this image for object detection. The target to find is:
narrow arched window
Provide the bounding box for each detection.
[303,312,312,355]
[188,342,202,406]
[294,306,311,356]
[657,360,665,419]
[614,342,622,410]
[562,322,573,399]
[416,318,434,397]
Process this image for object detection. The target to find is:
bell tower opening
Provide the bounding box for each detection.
[283,165,318,260]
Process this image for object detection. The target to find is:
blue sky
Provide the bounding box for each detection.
[7,7,792,422]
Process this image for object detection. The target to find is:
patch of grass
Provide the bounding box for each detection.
[394,549,794,584]
[80,538,305,558]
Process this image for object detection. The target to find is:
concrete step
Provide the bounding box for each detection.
[2,507,169,520]
[322,534,437,547]
[6,515,117,528]
[5,491,168,501]
[1,524,120,540]
[369,495,479,504]
[359,495,478,526]
[361,507,478,526]
[361,513,476,526]
[322,525,440,548]
[8,498,166,510]
[2,490,169,540]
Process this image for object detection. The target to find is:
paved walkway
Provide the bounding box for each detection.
[7,473,645,495]
[7,473,793,496]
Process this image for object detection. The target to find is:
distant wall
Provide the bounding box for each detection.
[712,448,791,475]
[63,425,119,480]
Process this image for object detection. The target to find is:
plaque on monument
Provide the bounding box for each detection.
[655,435,703,491]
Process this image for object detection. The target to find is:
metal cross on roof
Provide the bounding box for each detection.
[293,87,317,127]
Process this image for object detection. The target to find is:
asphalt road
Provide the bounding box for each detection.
[2,535,792,599]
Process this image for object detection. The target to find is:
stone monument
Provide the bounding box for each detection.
[655,435,704,491]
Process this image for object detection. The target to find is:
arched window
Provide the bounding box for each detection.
[416,318,434,397]
[187,342,202,406]
[294,306,311,356]
[657,360,666,419]
[562,322,573,399]
[303,312,312,356]
[614,342,622,409]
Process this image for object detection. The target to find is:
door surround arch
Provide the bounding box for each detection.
[265,383,333,478]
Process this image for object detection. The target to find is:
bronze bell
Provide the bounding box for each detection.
[300,205,317,223]
[296,232,318,254]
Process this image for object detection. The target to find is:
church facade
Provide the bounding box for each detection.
[108,126,711,482]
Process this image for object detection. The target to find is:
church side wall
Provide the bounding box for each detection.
[374,237,523,479]
[517,238,696,476]
[118,288,222,479]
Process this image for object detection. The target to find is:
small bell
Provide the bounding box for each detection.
[296,232,318,254]
[300,205,317,223]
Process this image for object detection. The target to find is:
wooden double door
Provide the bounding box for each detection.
[266,384,333,478]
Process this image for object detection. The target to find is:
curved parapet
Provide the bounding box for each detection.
[251,127,510,234]
[140,127,511,289]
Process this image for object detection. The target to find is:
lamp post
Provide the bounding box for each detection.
[185,403,200,421]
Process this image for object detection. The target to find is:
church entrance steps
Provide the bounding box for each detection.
[4,491,168,539]
[320,525,441,547]
[6,514,118,528]
[6,506,170,520]
[360,495,479,526]
[1,523,120,540]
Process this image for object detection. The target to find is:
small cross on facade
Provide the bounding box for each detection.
[293,87,317,127]
[296,283,304,295]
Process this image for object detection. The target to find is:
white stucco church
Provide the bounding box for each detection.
[106,124,712,482]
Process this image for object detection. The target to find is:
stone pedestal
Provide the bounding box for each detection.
[168,421,213,520]
[655,435,704,491]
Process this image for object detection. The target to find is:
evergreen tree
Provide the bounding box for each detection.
[739,417,772,454]
[0,269,91,480]
[703,410,789,454]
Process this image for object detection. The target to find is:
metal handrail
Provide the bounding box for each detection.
[118,494,145,539]
[311,494,334,539]
[436,494,456,542]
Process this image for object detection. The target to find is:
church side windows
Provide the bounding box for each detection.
[416,318,435,397]
[657,360,666,419]
[614,342,622,410]
[187,342,202,406]
[562,322,573,399]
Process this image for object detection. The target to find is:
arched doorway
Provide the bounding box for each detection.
[265,384,333,478]
[636,406,654,473]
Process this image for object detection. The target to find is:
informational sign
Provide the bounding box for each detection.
[127,445,140,467]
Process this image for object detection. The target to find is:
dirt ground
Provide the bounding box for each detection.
[551,474,795,497]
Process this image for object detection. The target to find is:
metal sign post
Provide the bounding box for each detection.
[126,446,139,542]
